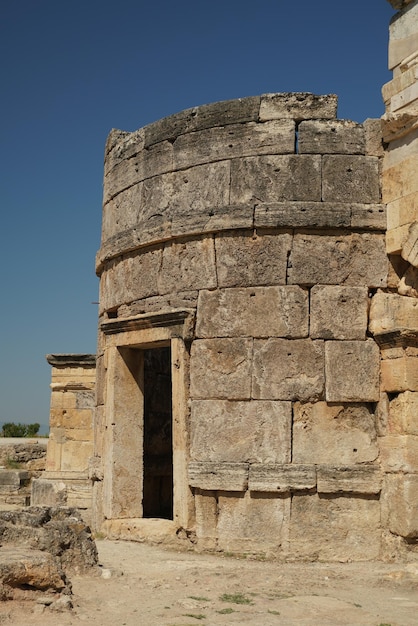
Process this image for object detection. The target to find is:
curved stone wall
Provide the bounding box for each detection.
[95,93,391,560]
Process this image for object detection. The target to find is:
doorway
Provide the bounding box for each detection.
[142,346,173,519]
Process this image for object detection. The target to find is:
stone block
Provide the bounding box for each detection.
[61,441,93,472]
[388,1,418,70]
[259,93,337,121]
[383,155,418,203]
[171,203,253,238]
[379,434,418,472]
[143,96,261,147]
[316,465,382,494]
[254,201,350,229]
[389,391,418,435]
[194,490,218,547]
[387,192,418,230]
[104,128,144,174]
[381,356,418,392]
[293,402,378,464]
[248,464,316,492]
[252,339,324,401]
[290,493,381,561]
[217,491,288,552]
[190,338,252,399]
[174,119,295,169]
[322,155,380,203]
[215,231,291,287]
[298,120,365,154]
[190,399,291,463]
[188,462,248,491]
[310,286,368,340]
[369,291,418,336]
[159,237,217,295]
[401,221,418,267]
[382,474,418,538]
[363,118,384,157]
[0,470,29,492]
[196,286,308,339]
[99,248,162,314]
[386,224,410,254]
[325,340,380,402]
[288,233,387,288]
[230,155,321,204]
[31,479,67,507]
[350,203,386,230]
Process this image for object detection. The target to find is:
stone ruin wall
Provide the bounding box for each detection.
[93,90,405,561]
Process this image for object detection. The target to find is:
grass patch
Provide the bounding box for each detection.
[217,607,235,614]
[220,592,253,605]
[188,596,209,602]
[183,614,206,620]
[268,609,281,615]
[5,458,22,469]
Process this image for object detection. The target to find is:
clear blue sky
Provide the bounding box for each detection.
[0,0,395,433]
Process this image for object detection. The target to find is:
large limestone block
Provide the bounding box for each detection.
[287,233,387,288]
[190,399,291,463]
[322,155,380,203]
[388,0,418,70]
[383,155,418,203]
[61,441,93,472]
[99,249,162,314]
[50,408,93,430]
[190,338,252,399]
[188,462,248,491]
[104,128,144,175]
[290,493,381,561]
[230,155,321,204]
[217,491,288,552]
[196,286,308,339]
[174,119,295,169]
[259,93,337,121]
[316,465,382,494]
[401,221,418,267]
[310,286,369,340]
[381,355,418,392]
[382,474,418,538]
[215,231,291,287]
[389,391,418,434]
[293,402,379,464]
[369,291,418,336]
[194,490,218,548]
[159,237,217,295]
[387,192,418,230]
[379,434,418,472]
[252,339,324,401]
[31,479,67,507]
[325,340,380,402]
[248,463,316,493]
[171,203,254,238]
[143,96,261,147]
[298,120,365,154]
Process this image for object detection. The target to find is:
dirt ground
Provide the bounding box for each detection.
[2,539,418,626]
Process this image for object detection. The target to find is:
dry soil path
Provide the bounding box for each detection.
[2,539,418,625]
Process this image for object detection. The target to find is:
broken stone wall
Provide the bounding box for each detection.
[94,92,395,560]
[32,355,95,522]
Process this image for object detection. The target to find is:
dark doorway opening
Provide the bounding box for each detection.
[143,346,173,519]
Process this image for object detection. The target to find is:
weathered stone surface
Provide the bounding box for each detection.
[383,155,418,203]
[298,120,365,154]
[174,119,295,169]
[196,286,308,338]
[259,93,337,121]
[379,434,418,472]
[316,465,382,494]
[143,96,261,147]
[194,490,217,549]
[382,474,418,538]
[288,233,387,288]
[293,402,379,464]
[0,470,29,492]
[310,285,369,340]
[230,155,321,204]
[389,391,418,434]
[381,355,418,392]
[217,491,288,553]
[388,0,418,70]
[159,237,217,295]
[401,220,418,267]
[190,338,252,399]
[252,339,324,401]
[363,118,385,157]
[31,479,67,507]
[188,462,248,491]
[399,263,418,297]
[322,155,380,203]
[215,231,292,287]
[325,340,380,402]
[171,203,253,238]
[350,203,386,230]
[387,191,418,230]
[248,464,316,492]
[290,493,381,561]
[369,290,418,336]
[190,400,291,463]
[254,201,350,229]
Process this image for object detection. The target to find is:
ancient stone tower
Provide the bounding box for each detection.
[40,0,418,561]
